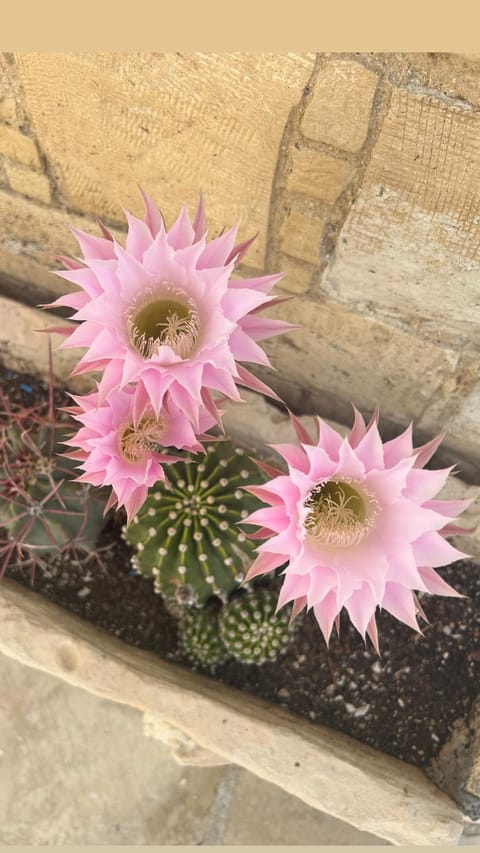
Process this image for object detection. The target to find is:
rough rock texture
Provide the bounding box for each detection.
[0,52,478,473]
[428,696,480,822]
[0,296,91,391]
[0,579,464,846]
[1,651,385,845]
[0,651,223,845]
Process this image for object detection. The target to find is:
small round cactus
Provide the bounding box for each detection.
[179,606,228,668]
[219,589,293,665]
[124,441,264,608]
[0,393,106,577]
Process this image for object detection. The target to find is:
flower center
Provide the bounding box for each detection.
[304,479,377,548]
[120,414,165,463]
[128,283,200,359]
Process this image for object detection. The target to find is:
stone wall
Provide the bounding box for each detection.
[0,52,479,477]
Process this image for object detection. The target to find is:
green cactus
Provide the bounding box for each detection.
[219,589,293,665]
[124,441,264,608]
[179,604,229,668]
[0,395,106,577]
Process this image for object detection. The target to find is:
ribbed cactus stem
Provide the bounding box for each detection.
[179,605,229,668]
[219,589,295,665]
[125,441,265,608]
[0,407,106,577]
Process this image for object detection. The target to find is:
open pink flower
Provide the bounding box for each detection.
[243,409,472,650]
[49,191,294,430]
[63,387,215,523]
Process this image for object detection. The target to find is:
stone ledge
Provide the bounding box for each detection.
[0,294,92,393]
[0,578,463,846]
[143,713,230,768]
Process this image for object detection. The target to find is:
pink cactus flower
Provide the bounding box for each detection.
[243,409,472,651]
[63,387,215,524]
[49,191,294,431]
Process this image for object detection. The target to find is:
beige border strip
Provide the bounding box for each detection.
[0,578,463,846]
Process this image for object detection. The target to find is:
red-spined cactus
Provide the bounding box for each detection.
[0,383,106,579]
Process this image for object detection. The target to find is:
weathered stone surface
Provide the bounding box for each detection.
[143,714,230,768]
[0,651,223,845]
[324,90,480,343]
[0,56,20,128]
[438,383,480,477]
[362,52,480,108]
[14,52,315,269]
[4,160,51,204]
[0,97,17,126]
[0,296,91,392]
[261,296,459,427]
[0,651,387,845]
[280,207,324,265]
[0,579,464,846]
[428,696,480,822]
[222,767,385,845]
[287,147,355,203]
[301,59,378,152]
[277,254,314,295]
[0,123,40,170]
[0,189,124,305]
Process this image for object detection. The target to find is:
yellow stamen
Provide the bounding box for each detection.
[128,283,199,359]
[120,414,165,462]
[304,479,377,548]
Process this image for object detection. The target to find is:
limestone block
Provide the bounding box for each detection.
[143,714,230,768]
[0,123,40,170]
[324,89,480,344]
[0,296,91,392]
[0,651,223,845]
[262,297,459,425]
[0,56,20,128]
[0,579,464,846]
[302,60,378,153]
[374,53,480,108]
[277,254,314,294]
[428,695,480,821]
[14,52,315,269]
[280,207,324,265]
[0,189,124,305]
[222,769,384,846]
[415,358,480,478]
[4,161,51,204]
[0,97,17,126]
[287,147,355,204]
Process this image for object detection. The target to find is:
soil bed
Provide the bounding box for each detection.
[2,364,480,771]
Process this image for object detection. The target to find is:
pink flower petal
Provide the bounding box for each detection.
[167,205,195,249]
[381,583,421,632]
[382,423,413,467]
[313,590,339,645]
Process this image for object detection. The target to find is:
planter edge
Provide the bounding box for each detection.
[0,578,463,846]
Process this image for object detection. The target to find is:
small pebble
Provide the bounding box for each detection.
[77,587,91,598]
[354,704,370,718]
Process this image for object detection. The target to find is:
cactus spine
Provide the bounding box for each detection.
[0,389,106,577]
[179,605,229,668]
[219,589,293,664]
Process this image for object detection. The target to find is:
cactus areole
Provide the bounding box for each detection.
[124,441,265,607]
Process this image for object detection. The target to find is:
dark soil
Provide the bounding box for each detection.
[2,364,480,770]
